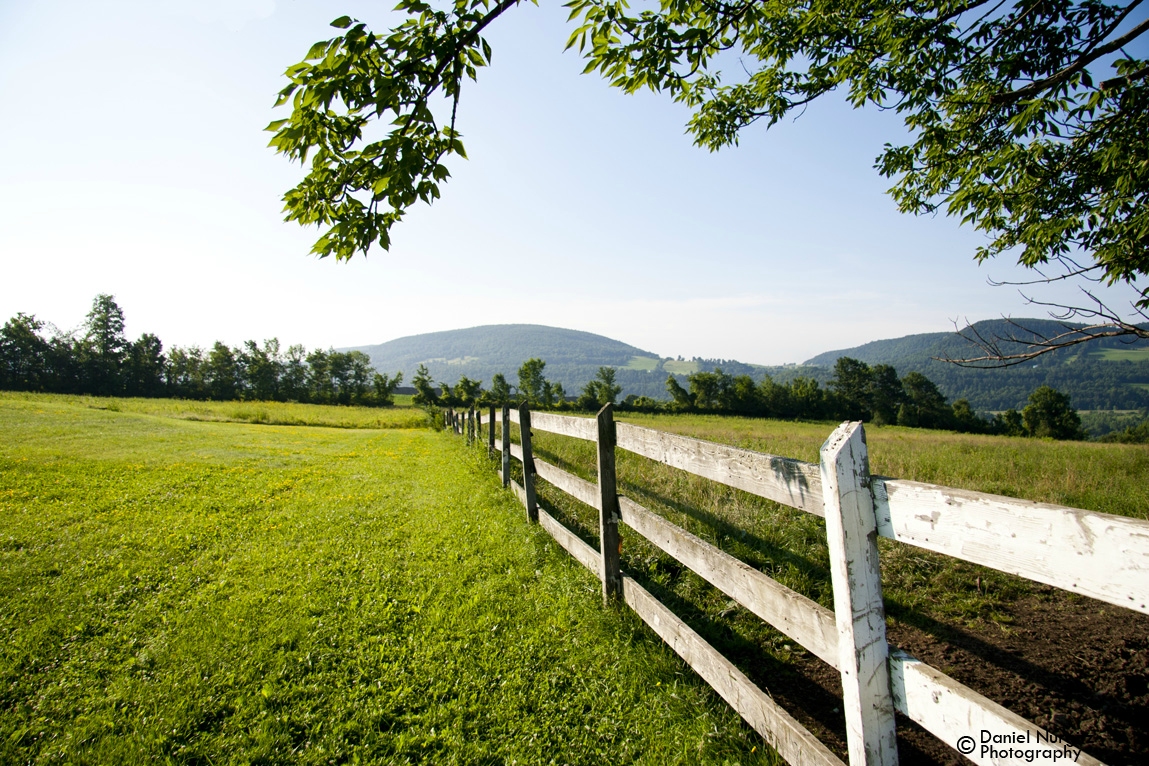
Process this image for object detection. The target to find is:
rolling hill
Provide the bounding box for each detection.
[347,324,674,399]
[798,318,1149,411]
[347,320,1149,412]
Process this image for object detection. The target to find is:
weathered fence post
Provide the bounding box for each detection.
[501,404,510,488]
[488,405,496,457]
[467,407,475,445]
[820,422,898,766]
[596,403,622,602]
[518,402,538,523]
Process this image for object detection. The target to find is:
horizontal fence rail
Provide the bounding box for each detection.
[873,479,1149,614]
[443,404,1141,765]
[615,422,825,516]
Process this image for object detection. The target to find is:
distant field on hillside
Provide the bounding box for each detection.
[623,355,660,371]
[661,359,700,374]
[0,395,776,765]
[1094,347,1149,362]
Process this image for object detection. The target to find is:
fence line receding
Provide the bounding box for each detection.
[444,404,1140,766]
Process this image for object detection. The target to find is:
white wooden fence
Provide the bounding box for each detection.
[445,404,1148,766]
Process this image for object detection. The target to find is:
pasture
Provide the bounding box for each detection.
[0,394,776,765]
[517,410,1149,762]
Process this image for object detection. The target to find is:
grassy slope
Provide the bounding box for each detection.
[1094,347,1149,362]
[0,394,778,765]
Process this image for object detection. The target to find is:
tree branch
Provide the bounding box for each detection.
[936,291,1149,367]
[1101,62,1149,90]
[989,4,1149,104]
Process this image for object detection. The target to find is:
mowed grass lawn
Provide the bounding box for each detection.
[0,394,776,765]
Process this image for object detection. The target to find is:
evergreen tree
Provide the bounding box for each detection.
[81,294,128,396]
[829,357,872,421]
[899,372,951,430]
[867,364,904,425]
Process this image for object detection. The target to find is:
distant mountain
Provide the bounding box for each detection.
[347,324,675,399]
[347,320,1149,411]
[799,319,1149,411]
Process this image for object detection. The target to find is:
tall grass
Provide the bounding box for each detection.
[522,411,1147,655]
[615,412,1149,517]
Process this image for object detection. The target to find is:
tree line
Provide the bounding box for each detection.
[412,355,1091,441]
[410,359,624,412]
[0,295,403,406]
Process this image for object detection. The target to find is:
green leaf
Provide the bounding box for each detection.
[331,16,353,29]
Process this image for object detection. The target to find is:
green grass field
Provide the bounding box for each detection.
[1093,347,1149,362]
[660,361,699,375]
[0,392,430,430]
[0,394,778,765]
[6,394,1147,764]
[623,356,661,372]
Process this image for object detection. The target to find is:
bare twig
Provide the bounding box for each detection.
[936,290,1149,367]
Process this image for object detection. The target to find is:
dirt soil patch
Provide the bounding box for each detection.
[762,588,1148,764]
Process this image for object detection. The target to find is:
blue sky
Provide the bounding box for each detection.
[1,0,1143,365]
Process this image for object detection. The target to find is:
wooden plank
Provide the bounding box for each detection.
[888,651,1104,766]
[530,411,598,441]
[488,405,495,457]
[597,404,622,602]
[617,496,840,669]
[534,458,840,667]
[873,478,1149,615]
[820,422,898,765]
[534,458,600,510]
[508,408,520,425]
[509,479,527,507]
[519,404,539,523]
[622,575,845,766]
[501,405,510,488]
[538,509,600,575]
[615,422,824,515]
[492,439,523,462]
